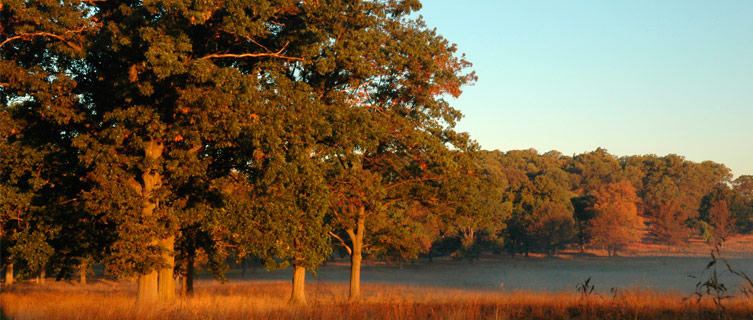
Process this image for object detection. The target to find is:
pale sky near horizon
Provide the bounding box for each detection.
[417,1,752,177]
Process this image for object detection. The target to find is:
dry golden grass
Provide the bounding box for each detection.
[3,280,753,319]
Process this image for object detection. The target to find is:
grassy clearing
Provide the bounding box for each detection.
[2,280,752,320]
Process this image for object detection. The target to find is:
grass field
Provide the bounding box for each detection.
[2,280,752,319]
[3,254,753,319]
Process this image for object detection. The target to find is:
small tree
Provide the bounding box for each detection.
[651,199,692,251]
[709,200,736,247]
[589,181,643,256]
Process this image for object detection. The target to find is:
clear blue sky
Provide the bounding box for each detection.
[417,0,753,177]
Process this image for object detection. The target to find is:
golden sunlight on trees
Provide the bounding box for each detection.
[3,0,753,313]
[527,202,574,256]
[589,181,643,256]
[709,200,736,247]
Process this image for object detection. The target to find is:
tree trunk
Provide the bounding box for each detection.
[345,207,366,302]
[137,271,159,304]
[289,264,307,305]
[135,140,165,304]
[346,206,366,302]
[79,262,87,285]
[4,263,13,285]
[179,276,187,296]
[158,236,176,301]
[39,269,46,284]
[185,253,194,295]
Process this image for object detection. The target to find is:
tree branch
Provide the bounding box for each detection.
[200,41,305,62]
[328,231,352,255]
[0,26,88,51]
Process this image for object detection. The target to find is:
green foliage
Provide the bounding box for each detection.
[3,0,753,288]
[7,229,54,280]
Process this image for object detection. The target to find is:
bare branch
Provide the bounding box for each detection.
[58,198,79,205]
[219,28,273,53]
[0,25,89,51]
[200,41,305,62]
[328,231,352,255]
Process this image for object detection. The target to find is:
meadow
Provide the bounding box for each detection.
[3,254,753,319]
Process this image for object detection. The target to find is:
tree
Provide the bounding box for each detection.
[589,181,643,256]
[1,0,95,285]
[635,155,731,249]
[437,151,510,260]
[240,75,334,305]
[652,199,692,251]
[496,149,574,257]
[571,195,597,253]
[281,1,477,301]
[47,0,295,303]
[526,202,574,255]
[733,175,753,201]
[732,175,753,233]
[708,200,736,247]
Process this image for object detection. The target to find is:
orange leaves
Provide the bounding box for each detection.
[589,180,643,251]
[174,135,183,142]
[128,64,138,83]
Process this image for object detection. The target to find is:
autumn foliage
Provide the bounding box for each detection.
[589,181,643,256]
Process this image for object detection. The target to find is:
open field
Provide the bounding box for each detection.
[3,255,753,319]
[234,254,753,293]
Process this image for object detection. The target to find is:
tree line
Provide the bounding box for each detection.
[436,148,752,261]
[2,0,752,306]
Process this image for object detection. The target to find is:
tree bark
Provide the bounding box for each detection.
[137,271,159,303]
[79,262,87,285]
[346,206,366,302]
[158,236,176,301]
[136,140,164,304]
[179,276,187,296]
[4,263,13,285]
[289,264,307,305]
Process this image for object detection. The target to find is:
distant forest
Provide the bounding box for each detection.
[2,0,752,305]
[432,148,752,260]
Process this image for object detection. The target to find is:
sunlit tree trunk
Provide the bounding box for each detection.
[158,236,176,301]
[346,206,366,302]
[79,262,87,285]
[4,263,13,285]
[137,271,159,303]
[136,140,164,304]
[289,264,307,305]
